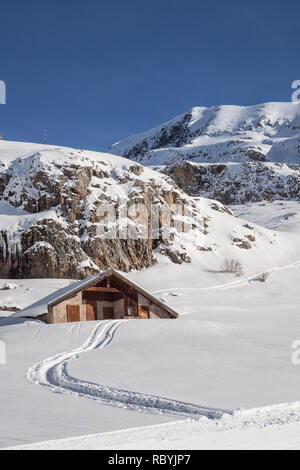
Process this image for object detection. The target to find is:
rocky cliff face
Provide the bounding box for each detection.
[0,141,243,279]
[165,161,300,204]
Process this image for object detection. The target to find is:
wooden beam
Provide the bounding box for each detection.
[84,287,121,293]
[124,295,128,316]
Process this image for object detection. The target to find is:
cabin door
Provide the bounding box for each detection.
[139,306,149,319]
[67,305,80,323]
[103,307,114,319]
[86,301,97,321]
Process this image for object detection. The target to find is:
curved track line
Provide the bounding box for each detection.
[27,320,231,420]
[153,259,300,295]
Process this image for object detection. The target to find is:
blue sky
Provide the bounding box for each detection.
[0,0,299,151]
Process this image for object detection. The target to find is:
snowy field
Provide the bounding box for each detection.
[1,200,300,450]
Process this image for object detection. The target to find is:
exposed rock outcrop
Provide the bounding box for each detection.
[0,142,235,278]
[165,161,300,204]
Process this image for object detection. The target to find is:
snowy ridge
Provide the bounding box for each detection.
[109,102,300,166]
[27,320,230,420]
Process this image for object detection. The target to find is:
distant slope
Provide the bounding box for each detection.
[109,102,300,166]
[109,103,300,204]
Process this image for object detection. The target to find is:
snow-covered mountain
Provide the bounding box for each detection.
[109,102,300,203]
[0,140,277,279]
[110,102,300,165]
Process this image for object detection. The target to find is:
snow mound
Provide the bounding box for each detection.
[2,282,18,290]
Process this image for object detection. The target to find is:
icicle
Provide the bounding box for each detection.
[0,230,22,263]
[0,232,7,261]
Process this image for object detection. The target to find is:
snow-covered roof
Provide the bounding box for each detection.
[13,273,104,319]
[14,269,178,319]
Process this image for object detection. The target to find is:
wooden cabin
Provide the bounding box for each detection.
[19,269,178,324]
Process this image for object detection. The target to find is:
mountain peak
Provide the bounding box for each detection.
[109,101,300,166]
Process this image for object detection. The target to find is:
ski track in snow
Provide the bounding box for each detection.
[153,259,300,294]
[21,316,300,449]
[26,320,230,420]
